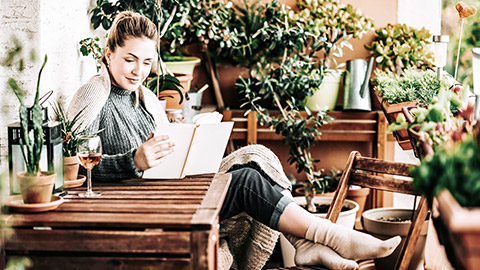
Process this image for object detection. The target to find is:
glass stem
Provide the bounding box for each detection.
[87,169,92,193]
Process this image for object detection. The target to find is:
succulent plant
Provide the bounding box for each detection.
[365,23,434,74]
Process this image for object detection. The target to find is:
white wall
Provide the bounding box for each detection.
[0,0,100,168]
[394,0,442,165]
[394,0,442,208]
[398,0,442,35]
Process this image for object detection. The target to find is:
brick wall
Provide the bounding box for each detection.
[0,0,101,189]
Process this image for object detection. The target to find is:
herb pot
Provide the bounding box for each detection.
[17,171,56,204]
[63,156,79,181]
[374,91,417,150]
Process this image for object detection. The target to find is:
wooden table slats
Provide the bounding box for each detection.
[8,256,191,270]
[2,173,231,270]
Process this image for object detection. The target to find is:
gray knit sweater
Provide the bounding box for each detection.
[81,85,157,180]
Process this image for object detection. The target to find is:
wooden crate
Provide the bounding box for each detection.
[434,190,480,270]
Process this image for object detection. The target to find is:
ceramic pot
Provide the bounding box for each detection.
[17,171,56,204]
[280,197,359,267]
[362,208,429,270]
[63,156,79,181]
[164,56,201,76]
[346,186,370,223]
[305,72,343,111]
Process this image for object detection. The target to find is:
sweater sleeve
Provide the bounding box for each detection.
[79,117,142,181]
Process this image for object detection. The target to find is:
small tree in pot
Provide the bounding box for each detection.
[237,0,373,212]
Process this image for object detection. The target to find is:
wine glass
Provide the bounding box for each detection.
[77,135,102,197]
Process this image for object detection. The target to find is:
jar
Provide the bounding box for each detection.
[166,109,185,123]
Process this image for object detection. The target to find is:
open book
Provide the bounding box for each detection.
[142,112,234,179]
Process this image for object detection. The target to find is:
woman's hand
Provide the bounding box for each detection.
[134,131,175,171]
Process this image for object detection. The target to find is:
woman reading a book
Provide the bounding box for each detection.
[67,11,400,270]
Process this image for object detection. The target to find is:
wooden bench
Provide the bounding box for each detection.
[1,173,231,270]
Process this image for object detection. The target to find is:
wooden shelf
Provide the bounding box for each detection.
[223,110,388,160]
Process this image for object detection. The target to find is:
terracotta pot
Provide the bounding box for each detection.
[158,74,193,110]
[435,190,480,269]
[17,171,56,204]
[63,156,79,181]
[346,186,370,223]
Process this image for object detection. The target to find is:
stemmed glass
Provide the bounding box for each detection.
[77,135,102,197]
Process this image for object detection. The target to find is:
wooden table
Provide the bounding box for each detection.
[1,173,231,270]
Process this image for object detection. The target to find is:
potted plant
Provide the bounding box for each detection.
[236,1,374,212]
[409,122,480,269]
[373,67,450,150]
[387,83,465,156]
[6,54,56,204]
[51,102,87,186]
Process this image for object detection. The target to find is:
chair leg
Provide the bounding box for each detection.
[395,196,429,270]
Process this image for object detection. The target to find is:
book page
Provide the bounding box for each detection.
[142,123,195,179]
[183,122,233,176]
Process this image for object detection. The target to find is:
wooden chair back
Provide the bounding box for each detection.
[326,151,429,270]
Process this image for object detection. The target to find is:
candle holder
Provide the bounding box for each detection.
[433,35,449,81]
[8,107,64,195]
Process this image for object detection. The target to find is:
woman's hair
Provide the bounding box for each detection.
[102,11,157,65]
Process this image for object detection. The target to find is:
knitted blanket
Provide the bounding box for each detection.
[218,144,292,270]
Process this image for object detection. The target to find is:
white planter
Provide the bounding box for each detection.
[362,208,429,270]
[280,196,359,267]
[305,72,343,111]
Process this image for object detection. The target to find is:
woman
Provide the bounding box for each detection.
[67,11,400,270]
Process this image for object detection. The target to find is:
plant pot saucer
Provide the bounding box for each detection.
[64,174,86,189]
[4,195,63,213]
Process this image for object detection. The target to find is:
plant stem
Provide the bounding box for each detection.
[454,19,464,80]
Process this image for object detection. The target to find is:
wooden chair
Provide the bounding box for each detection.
[326,151,429,270]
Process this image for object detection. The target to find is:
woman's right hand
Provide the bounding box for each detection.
[134,131,175,171]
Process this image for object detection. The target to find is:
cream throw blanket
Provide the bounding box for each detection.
[218,144,292,270]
